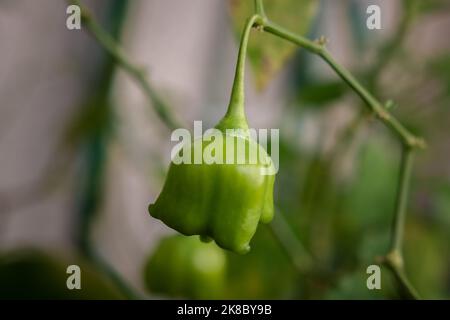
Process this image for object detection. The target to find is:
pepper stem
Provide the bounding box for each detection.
[216,15,260,131]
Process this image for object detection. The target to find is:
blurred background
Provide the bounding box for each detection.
[0,0,449,299]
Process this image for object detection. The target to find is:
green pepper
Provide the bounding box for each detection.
[143,235,226,299]
[149,131,275,254]
[148,15,276,254]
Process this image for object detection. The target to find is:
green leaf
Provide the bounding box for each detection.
[228,0,319,89]
[64,95,113,147]
[325,268,396,300]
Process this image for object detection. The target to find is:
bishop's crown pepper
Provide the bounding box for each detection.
[148,16,276,254]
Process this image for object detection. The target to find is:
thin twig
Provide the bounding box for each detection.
[391,147,414,252]
[258,19,426,150]
[269,208,314,274]
[254,0,267,19]
[380,251,420,299]
[367,0,418,91]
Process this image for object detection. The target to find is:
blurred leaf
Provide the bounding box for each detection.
[434,183,450,228]
[343,137,398,229]
[228,0,319,89]
[0,249,126,299]
[298,81,347,106]
[357,232,390,266]
[326,267,395,299]
[64,96,113,148]
[429,54,450,97]
[224,226,298,299]
[403,0,450,14]
[404,222,448,299]
[333,136,398,265]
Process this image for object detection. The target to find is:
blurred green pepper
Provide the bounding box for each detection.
[143,235,226,299]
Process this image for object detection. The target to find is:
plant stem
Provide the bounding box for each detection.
[253,0,423,299]
[217,14,261,130]
[381,147,420,299]
[254,0,267,19]
[72,0,180,130]
[259,19,425,150]
[391,147,414,252]
[228,15,259,115]
[269,208,314,273]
